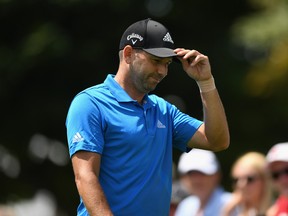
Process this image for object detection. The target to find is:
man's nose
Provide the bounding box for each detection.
[157,64,168,77]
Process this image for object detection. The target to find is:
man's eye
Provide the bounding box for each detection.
[151,58,171,66]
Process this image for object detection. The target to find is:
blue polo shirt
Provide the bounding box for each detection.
[66,74,203,216]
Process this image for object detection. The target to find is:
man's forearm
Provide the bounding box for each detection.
[200,88,230,151]
[76,173,113,216]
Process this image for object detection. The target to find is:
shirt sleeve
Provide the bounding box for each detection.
[171,104,203,152]
[65,92,105,157]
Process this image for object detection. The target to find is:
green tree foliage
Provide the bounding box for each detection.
[231,0,288,97]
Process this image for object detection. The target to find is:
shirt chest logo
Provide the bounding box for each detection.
[157,120,166,128]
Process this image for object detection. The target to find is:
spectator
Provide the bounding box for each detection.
[266,142,288,216]
[222,151,273,216]
[169,162,190,216]
[175,149,231,216]
[170,180,190,216]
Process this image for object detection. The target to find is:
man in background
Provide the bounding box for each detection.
[266,142,288,216]
[175,149,231,216]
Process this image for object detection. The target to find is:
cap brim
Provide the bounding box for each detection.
[181,166,218,175]
[267,157,288,164]
[143,48,177,58]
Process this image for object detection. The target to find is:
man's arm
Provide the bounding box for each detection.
[175,48,230,151]
[189,87,230,151]
[71,151,113,216]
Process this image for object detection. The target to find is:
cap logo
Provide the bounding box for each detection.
[127,33,143,45]
[163,32,174,44]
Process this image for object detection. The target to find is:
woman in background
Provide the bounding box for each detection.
[222,151,274,216]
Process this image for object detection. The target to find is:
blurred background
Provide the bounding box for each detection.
[0,0,287,215]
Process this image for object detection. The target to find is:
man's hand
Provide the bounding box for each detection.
[174,48,212,81]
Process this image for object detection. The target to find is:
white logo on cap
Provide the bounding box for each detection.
[127,33,143,44]
[163,32,174,44]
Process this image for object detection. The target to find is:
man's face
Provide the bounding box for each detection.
[183,170,219,198]
[269,161,288,197]
[129,49,172,93]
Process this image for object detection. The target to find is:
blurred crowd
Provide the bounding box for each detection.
[170,142,288,216]
[1,142,287,216]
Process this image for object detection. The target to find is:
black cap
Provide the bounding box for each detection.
[119,18,177,58]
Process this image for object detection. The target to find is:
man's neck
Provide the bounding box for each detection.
[114,72,145,104]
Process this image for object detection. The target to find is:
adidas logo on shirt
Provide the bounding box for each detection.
[72,132,84,143]
[157,120,166,128]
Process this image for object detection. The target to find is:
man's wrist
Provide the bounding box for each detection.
[196,77,216,93]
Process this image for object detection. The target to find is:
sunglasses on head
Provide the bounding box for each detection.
[232,175,258,185]
[271,167,288,180]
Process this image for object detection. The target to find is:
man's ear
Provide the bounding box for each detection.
[123,45,133,64]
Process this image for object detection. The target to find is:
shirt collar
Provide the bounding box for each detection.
[104,74,155,107]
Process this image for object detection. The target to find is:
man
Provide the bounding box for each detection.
[175,149,231,216]
[66,18,230,216]
[266,142,288,216]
